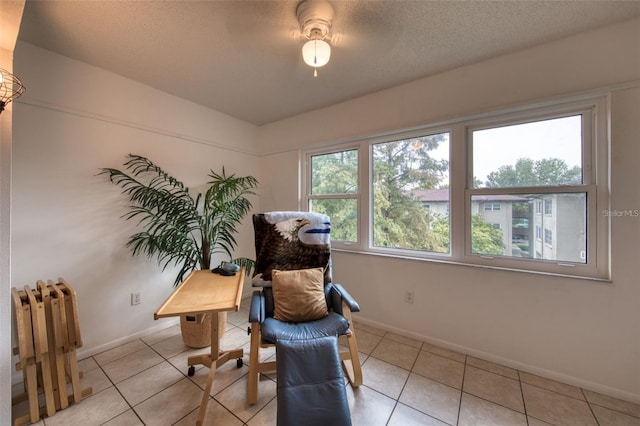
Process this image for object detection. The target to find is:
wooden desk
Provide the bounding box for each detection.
[154,268,245,426]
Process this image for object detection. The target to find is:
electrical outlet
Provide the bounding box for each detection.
[404,290,414,304]
[131,292,141,306]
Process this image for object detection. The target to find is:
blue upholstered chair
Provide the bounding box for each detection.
[246,212,363,409]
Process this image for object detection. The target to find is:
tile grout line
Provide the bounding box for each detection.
[455,354,469,426]
[517,370,531,426]
[384,402,400,426]
[581,391,640,421]
[582,387,602,426]
[242,394,277,425]
[110,337,188,424]
[379,338,462,425]
[409,353,531,423]
[92,350,145,426]
[382,341,415,426]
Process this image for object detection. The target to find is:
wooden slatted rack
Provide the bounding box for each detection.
[11,278,92,425]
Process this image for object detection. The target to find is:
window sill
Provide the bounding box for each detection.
[331,247,611,283]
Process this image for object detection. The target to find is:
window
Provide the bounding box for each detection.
[308,149,358,243]
[469,114,591,266]
[544,199,553,215]
[535,200,543,214]
[371,133,450,253]
[512,218,528,228]
[304,95,609,279]
[544,229,553,245]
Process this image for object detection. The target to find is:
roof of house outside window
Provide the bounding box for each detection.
[410,189,529,202]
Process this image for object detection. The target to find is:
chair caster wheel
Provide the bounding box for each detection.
[188,366,195,376]
[237,358,243,368]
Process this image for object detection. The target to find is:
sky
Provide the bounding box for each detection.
[429,115,582,186]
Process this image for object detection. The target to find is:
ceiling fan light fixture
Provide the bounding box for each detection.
[302,38,331,68]
[297,0,334,77]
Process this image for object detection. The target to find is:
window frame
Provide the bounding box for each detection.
[368,129,452,255]
[544,199,553,215]
[305,145,362,245]
[302,95,610,280]
[463,97,607,278]
[544,228,553,246]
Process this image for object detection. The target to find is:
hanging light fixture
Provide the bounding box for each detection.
[297,0,334,77]
[0,68,26,114]
[301,29,331,76]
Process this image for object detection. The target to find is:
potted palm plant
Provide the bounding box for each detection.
[101,154,258,347]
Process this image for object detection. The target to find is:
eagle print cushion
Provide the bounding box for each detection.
[252,212,332,287]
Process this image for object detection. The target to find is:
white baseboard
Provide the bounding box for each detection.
[354,316,640,405]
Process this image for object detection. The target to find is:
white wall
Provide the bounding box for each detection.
[258,18,640,401]
[11,43,262,365]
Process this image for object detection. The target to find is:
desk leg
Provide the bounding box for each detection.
[190,312,244,426]
[195,312,219,426]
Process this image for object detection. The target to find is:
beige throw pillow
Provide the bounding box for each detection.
[272,268,328,323]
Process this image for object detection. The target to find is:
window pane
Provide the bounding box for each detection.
[471,193,586,263]
[311,150,358,195]
[473,115,582,188]
[372,133,450,253]
[309,198,357,243]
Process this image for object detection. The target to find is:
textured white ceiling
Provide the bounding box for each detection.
[17,0,640,125]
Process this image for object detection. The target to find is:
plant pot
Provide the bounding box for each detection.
[180,312,227,349]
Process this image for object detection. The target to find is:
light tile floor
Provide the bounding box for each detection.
[12,299,640,426]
